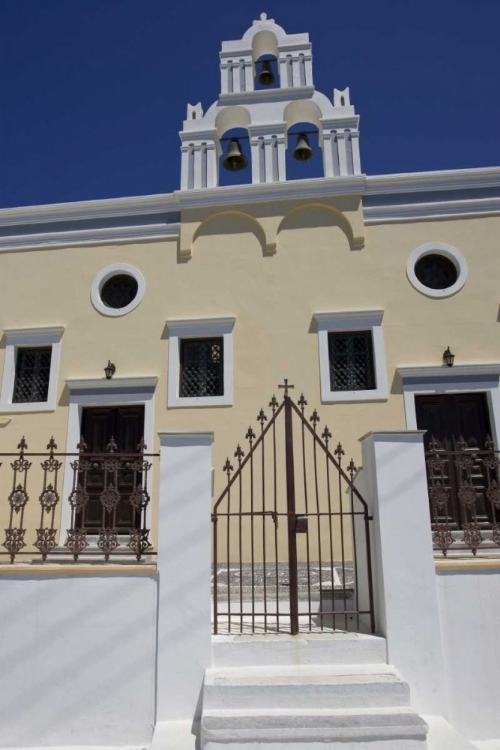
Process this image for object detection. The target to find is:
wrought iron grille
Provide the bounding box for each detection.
[328,331,375,392]
[0,437,158,563]
[180,337,223,397]
[414,254,458,290]
[13,347,52,403]
[100,274,138,309]
[425,435,500,556]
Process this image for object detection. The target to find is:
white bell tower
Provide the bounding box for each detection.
[179,13,361,190]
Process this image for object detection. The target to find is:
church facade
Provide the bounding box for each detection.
[0,14,499,750]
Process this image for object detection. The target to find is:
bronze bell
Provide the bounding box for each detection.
[222,138,248,172]
[258,59,275,86]
[292,132,314,162]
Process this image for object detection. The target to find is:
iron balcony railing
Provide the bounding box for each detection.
[0,436,158,564]
[425,435,500,556]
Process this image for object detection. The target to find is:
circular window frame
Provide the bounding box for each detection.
[91,263,146,317]
[407,242,468,299]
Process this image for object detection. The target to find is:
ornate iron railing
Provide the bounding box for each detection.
[425,435,500,556]
[212,382,375,635]
[0,437,158,563]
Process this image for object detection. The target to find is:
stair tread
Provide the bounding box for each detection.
[206,663,404,686]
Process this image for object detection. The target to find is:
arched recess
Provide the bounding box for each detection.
[275,203,363,252]
[191,211,271,257]
[251,30,279,61]
[216,107,252,187]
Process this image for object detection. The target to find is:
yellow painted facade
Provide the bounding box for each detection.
[0,198,499,548]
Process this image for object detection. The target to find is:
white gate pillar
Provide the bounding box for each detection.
[155,432,214,729]
[359,430,448,716]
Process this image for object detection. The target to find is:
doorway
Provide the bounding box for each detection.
[78,405,145,533]
[415,392,493,528]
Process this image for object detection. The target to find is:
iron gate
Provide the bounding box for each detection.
[212,381,375,635]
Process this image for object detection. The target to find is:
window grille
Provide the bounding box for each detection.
[328,331,375,391]
[13,347,52,403]
[180,338,224,397]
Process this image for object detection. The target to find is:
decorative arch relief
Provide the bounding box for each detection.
[179,203,364,260]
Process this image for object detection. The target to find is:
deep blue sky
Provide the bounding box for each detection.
[1,0,499,209]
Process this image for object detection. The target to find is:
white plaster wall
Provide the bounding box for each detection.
[436,568,500,742]
[0,572,158,748]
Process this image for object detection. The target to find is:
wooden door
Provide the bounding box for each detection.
[78,405,145,533]
[415,393,492,527]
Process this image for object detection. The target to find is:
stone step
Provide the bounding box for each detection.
[203,664,411,711]
[212,632,387,667]
[202,706,428,749]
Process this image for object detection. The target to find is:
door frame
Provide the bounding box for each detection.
[59,376,158,545]
[397,364,500,449]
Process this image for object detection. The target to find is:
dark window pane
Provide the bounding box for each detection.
[100,274,138,309]
[328,331,375,391]
[180,338,223,398]
[414,254,458,290]
[13,347,52,403]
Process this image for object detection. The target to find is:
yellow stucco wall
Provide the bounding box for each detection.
[0,198,499,550]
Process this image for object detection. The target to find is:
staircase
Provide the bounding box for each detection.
[201,633,428,749]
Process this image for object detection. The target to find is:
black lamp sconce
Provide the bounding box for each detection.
[104,361,116,380]
[443,347,455,368]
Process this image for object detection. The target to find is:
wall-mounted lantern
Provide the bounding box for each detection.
[443,347,455,368]
[104,361,116,380]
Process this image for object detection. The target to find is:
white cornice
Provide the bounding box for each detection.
[218,85,315,106]
[364,197,500,224]
[398,365,500,380]
[176,176,366,209]
[0,223,180,253]
[66,376,159,390]
[166,316,235,337]
[4,325,65,339]
[0,194,179,227]
[314,310,384,330]
[365,167,500,195]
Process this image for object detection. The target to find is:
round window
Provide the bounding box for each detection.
[100,274,138,309]
[414,254,458,290]
[407,243,468,299]
[91,264,145,317]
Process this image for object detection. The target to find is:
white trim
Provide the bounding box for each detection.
[364,196,500,224]
[91,263,146,317]
[406,243,468,299]
[0,223,180,253]
[398,364,500,379]
[0,326,64,413]
[398,364,500,450]
[313,310,388,403]
[166,316,235,408]
[365,166,500,195]
[0,193,178,226]
[177,175,366,207]
[60,377,158,544]
[66,376,159,390]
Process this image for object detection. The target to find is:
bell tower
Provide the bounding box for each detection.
[179,13,361,190]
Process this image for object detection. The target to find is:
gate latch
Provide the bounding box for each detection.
[295,515,308,533]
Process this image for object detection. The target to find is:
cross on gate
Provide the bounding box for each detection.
[278,379,295,396]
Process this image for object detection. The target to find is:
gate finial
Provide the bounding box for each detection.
[278,379,295,396]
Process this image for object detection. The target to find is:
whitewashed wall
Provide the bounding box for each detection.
[0,571,158,748]
[436,567,500,742]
